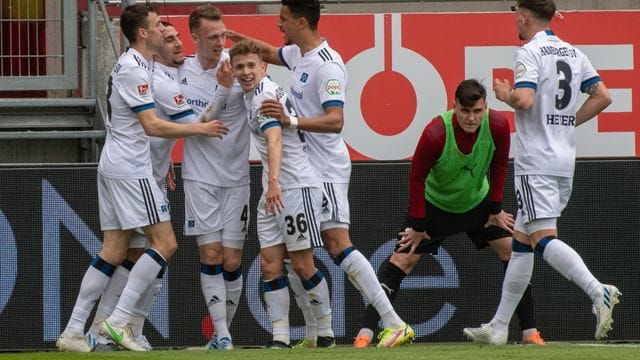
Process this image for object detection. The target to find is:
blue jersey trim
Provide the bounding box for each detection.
[544,29,555,36]
[169,109,195,120]
[514,81,537,91]
[580,76,601,92]
[131,103,155,113]
[278,48,290,70]
[322,100,344,109]
[260,120,282,133]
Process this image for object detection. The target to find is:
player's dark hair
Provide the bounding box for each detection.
[516,0,556,21]
[229,40,262,62]
[120,3,159,44]
[189,3,224,33]
[455,79,487,108]
[281,0,320,30]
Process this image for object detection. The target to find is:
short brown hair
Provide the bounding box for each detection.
[455,79,487,108]
[189,3,224,33]
[120,3,158,43]
[516,0,556,21]
[229,40,262,62]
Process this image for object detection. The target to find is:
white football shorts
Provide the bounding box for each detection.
[514,174,572,234]
[320,182,351,231]
[257,187,324,251]
[98,174,170,231]
[183,179,249,249]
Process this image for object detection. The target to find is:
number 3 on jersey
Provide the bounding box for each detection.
[555,60,572,110]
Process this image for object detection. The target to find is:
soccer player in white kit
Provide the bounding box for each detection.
[85,22,223,351]
[56,5,227,353]
[463,0,619,345]
[230,39,334,348]
[229,0,413,348]
[179,4,248,350]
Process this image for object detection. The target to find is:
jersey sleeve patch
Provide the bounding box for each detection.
[514,62,526,80]
[137,83,151,97]
[173,93,187,108]
[325,79,342,95]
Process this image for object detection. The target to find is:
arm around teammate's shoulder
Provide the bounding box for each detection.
[226,29,282,66]
[136,108,229,139]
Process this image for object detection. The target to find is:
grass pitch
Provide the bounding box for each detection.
[1,342,639,360]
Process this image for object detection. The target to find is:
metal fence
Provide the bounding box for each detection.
[0,0,77,91]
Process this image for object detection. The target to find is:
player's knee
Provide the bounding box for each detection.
[99,247,128,266]
[199,244,222,264]
[260,257,282,280]
[224,256,241,272]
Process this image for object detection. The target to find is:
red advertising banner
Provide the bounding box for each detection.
[167,11,638,161]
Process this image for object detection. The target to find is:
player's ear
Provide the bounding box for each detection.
[138,26,147,42]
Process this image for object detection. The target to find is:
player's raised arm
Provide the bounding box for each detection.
[227,29,282,66]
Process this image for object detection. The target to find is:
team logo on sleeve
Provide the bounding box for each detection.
[137,83,150,97]
[515,62,526,79]
[325,79,342,95]
[173,94,186,108]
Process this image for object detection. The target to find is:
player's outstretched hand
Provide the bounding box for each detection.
[217,60,234,88]
[226,29,246,43]
[200,120,229,139]
[485,210,514,233]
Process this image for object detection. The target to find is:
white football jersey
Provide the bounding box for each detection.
[150,61,196,183]
[513,30,600,177]
[98,47,154,179]
[279,41,351,183]
[245,76,321,191]
[179,52,250,186]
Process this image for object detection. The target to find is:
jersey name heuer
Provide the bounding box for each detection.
[512,30,600,177]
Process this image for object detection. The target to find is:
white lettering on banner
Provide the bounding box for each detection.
[342,13,447,160]
[369,240,459,337]
[246,248,346,338]
[465,44,635,157]
[40,180,170,340]
[0,210,17,315]
[246,241,459,338]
